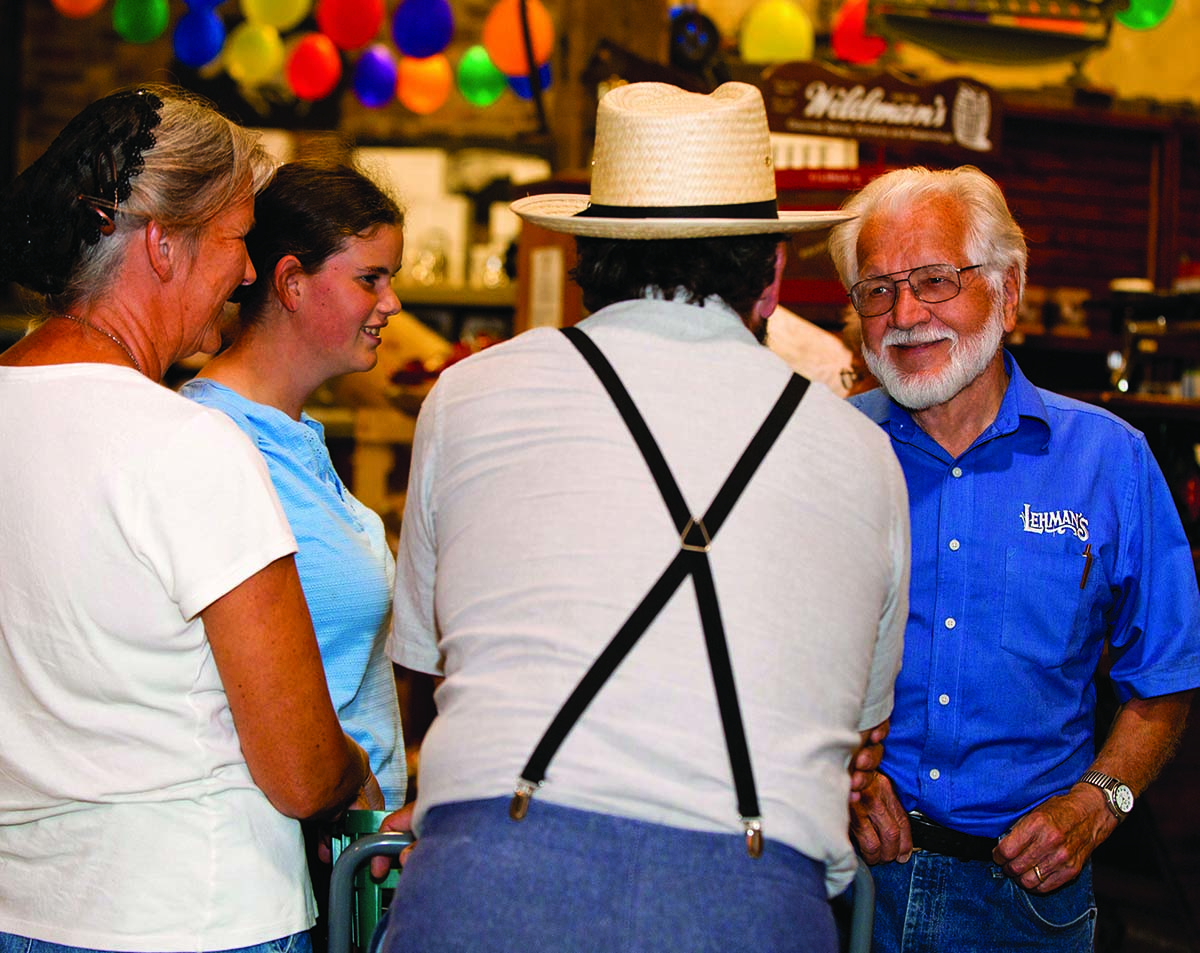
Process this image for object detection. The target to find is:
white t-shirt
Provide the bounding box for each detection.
[390,299,909,895]
[0,364,309,951]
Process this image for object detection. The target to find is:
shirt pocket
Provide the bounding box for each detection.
[1000,546,1091,668]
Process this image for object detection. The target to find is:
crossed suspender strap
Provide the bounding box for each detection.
[509,325,809,857]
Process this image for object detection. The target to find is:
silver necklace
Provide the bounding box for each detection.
[56,313,143,374]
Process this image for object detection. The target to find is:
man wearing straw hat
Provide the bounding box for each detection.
[379,81,910,953]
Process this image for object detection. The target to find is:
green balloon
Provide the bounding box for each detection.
[457,44,507,107]
[113,0,170,42]
[1116,0,1172,29]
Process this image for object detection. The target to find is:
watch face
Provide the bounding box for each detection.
[1114,785,1135,814]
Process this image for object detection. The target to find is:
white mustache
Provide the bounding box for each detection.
[881,326,959,348]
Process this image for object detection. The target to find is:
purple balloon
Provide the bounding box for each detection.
[507,62,552,100]
[392,0,454,58]
[354,45,398,108]
[173,8,225,68]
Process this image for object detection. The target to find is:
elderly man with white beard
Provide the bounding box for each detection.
[829,165,1200,953]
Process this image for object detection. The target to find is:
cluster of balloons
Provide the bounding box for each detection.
[50,0,556,115]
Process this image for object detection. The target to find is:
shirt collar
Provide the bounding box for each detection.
[581,293,758,344]
[855,349,1052,452]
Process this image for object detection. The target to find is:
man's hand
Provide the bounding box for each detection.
[993,783,1117,894]
[850,720,889,803]
[369,801,417,880]
[850,770,914,865]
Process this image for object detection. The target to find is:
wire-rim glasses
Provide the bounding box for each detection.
[849,263,984,318]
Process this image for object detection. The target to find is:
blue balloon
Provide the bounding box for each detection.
[173,8,225,68]
[354,45,398,108]
[506,61,552,100]
[392,0,454,58]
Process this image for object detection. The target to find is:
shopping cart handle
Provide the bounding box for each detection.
[327,831,414,953]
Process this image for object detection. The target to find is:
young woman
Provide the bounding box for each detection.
[181,161,408,808]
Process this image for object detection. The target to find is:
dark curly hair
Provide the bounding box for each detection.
[233,160,404,320]
[570,233,786,320]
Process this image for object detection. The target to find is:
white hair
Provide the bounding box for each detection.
[827,165,1028,307]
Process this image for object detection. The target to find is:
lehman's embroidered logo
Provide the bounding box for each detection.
[1020,504,1089,541]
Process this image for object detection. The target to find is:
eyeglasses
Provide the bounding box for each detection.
[849,263,984,318]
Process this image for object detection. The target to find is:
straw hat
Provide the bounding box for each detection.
[510,82,852,239]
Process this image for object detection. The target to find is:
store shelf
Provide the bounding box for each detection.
[1089,392,1200,423]
[393,284,515,309]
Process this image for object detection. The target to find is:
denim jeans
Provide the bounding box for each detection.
[0,930,312,953]
[377,796,836,953]
[871,852,1096,952]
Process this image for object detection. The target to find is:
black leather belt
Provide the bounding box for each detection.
[907,812,998,862]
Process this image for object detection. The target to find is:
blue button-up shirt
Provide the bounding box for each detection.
[852,352,1200,836]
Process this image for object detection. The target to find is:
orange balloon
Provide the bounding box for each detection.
[396,54,452,114]
[482,0,554,76]
[52,0,107,17]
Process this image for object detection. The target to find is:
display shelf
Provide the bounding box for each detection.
[394,283,517,342]
[393,284,515,309]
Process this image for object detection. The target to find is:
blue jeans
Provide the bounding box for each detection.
[871,853,1096,952]
[377,796,836,953]
[0,931,312,953]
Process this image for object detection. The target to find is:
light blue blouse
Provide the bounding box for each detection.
[182,378,406,807]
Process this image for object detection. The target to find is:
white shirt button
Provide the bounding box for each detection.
[929,769,941,780]
[951,466,963,478]
[944,617,957,630]
[939,693,950,705]
[949,539,960,551]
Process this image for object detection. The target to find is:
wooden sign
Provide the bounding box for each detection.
[761,61,1002,156]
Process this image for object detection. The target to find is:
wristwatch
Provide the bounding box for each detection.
[1080,770,1135,820]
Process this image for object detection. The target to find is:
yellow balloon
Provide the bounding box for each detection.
[242,0,312,31]
[739,0,814,64]
[225,21,286,86]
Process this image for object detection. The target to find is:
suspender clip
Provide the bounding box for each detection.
[680,517,712,553]
[509,778,540,821]
[743,817,764,858]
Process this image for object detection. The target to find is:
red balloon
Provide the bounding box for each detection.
[315,0,384,51]
[831,0,888,64]
[287,32,343,101]
[52,0,106,16]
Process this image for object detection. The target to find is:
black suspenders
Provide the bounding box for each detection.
[509,325,809,857]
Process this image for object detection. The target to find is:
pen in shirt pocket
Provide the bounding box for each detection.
[1079,543,1093,589]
